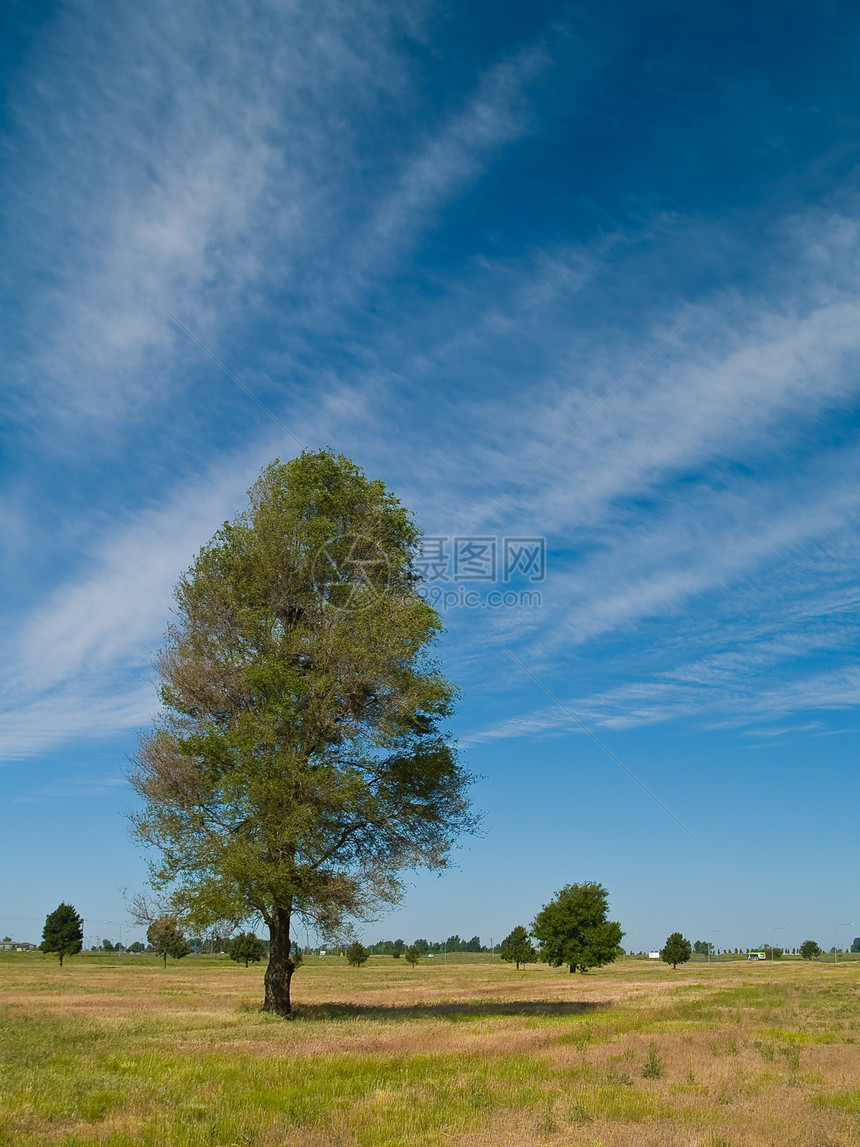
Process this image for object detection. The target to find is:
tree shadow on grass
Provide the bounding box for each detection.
[292,1000,609,1022]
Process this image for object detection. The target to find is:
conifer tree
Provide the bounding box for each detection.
[346,941,370,966]
[40,903,84,966]
[499,925,537,969]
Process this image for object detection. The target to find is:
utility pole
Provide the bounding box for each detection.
[708,929,722,964]
[835,923,854,964]
[770,925,788,961]
[103,919,124,952]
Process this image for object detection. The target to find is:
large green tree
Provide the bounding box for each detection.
[499,925,537,969]
[532,882,623,974]
[40,903,83,966]
[130,451,473,1016]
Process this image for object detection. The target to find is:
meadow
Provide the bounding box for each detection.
[1,950,858,1146]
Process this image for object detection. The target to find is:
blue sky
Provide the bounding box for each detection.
[2,0,859,954]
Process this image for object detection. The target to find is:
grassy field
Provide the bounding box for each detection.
[1,951,858,1146]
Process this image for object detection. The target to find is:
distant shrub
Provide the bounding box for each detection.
[604,1069,633,1087]
[642,1043,663,1079]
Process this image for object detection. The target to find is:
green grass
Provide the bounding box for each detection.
[0,1009,557,1145]
[1,953,859,1145]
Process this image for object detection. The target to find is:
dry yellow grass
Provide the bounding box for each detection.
[1,952,858,1146]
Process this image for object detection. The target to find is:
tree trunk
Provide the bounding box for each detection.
[58,953,64,967]
[162,952,167,968]
[569,964,575,973]
[263,907,295,1016]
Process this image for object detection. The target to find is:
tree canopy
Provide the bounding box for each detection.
[40,903,83,966]
[799,939,822,960]
[346,941,370,967]
[532,882,623,973]
[660,932,692,969]
[147,917,190,967]
[227,932,266,967]
[130,451,474,1015]
[499,925,537,969]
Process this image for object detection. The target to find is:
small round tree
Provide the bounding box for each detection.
[532,882,624,974]
[799,939,822,961]
[147,916,190,967]
[346,941,369,967]
[660,932,692,969]
[40,903,84,967]
[227,932,266,967]
[499,925,537,970]
[405,945,421,967]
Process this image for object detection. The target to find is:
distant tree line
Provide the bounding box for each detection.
[365,935,488,955]
[32,900,860,976]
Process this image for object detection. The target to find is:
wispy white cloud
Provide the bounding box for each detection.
[357,45,545,264]
[0,378,404,761]
[4,0,543,444]
[0,426,303,761]
[8,200,860,755]
[13,774,128,803]
[2,1,859,767]
[465,659,860,744]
